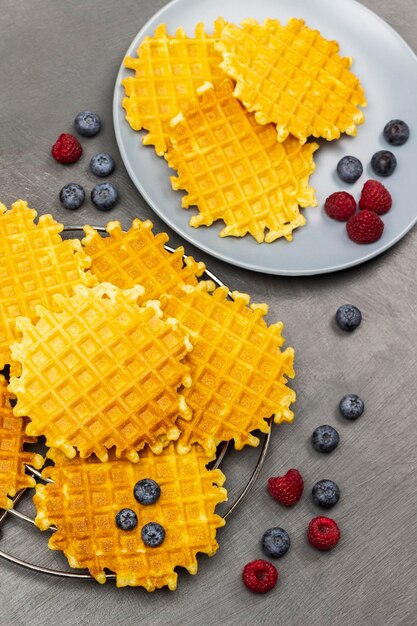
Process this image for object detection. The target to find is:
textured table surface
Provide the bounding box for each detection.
[0,1,416,624]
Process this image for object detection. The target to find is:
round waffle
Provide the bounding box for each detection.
[9,283,193,463]
[34,444,227,589]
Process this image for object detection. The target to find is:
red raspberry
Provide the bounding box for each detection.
[242,560,278,593]
[346,210,384,244]
[267,468,304,506]
[307,516,341,551]
[324,191,356,221]
[359,179,392,214]
[51,133,83,164]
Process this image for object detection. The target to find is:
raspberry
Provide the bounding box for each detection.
[325,191,357,221]
[359,180,392,214]
[242,560,278,593]
[307,516,341,551]
[267,469,304,506]
[346,210,384,244]
[51,133,83,164]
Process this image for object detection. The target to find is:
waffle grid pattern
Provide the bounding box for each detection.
[0,376,43,509]
[82,220,205,299]
[34,444,226,589]
[0,200,95,369]
[9,284,192,462]
[166,80,318,243]
[123,20,227,155]
[161,282,295,456]
[216,18,367,144]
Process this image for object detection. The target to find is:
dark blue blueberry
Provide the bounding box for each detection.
[312,479,340,509]
[371,150,397,177]
[312,425,339,454]
[261,527,291,559]
[141,522,165,547]
[91,182,119,210]
[115,508,137,531]
[90,152,115,177]
[134,478,161,505]
[74,111,101,137]
[336,155,363,184]
[335,304,362,332]
[59,183,85,210]
[383,119,409,146]
[339,394,364,420]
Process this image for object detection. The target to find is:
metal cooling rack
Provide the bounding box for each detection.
[0,226,272,581]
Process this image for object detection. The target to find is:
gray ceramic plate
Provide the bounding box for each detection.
[113,0,417,275]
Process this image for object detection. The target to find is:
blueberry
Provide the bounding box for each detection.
[336,155,363,184]
[261,527,291,559]
[371,150,397,177]
[90,152,115,177]
[339,394,364,420]
[59,183,85,210]
[335,304,362,332]
[74,111,101,137]
[134,478,161,505]
[383,119,409,146]
[115,508,137,531]
[91,182,119,210]
[312,480,340,509]
[312,425,339,454]
[141,522,165,547]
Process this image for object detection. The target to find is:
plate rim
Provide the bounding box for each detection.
[113,0,417,276]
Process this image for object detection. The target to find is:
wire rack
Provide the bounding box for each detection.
[0,226,272,581]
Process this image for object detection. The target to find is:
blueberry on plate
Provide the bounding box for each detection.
[312,425,339,454]
[141,522,165,547]
[134,478,161,505]
[90,152,115,177]
[91,182,119,210]
[59,183,85,210]
[115,508,137,531]
[74,111,101,137]
[312,480,340,509]
[339,394,365,420]
[371,150,397,177]
[383,119,409,146]
[336,155,363,184]
[261,527,291,558]
[335,304,362,332]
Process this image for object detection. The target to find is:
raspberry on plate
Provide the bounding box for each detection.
[51,133,83,164]
[346,210,384,244]
[359,180,392,214]
[242,560,278,593]
[267,468,304,506]
[325,191,357,221]
[307,516,341,551]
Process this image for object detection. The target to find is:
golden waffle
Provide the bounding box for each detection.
[216,18,367,144]
[9,283,193,463]
[122,20,227,156]
[165,80,318,243]
[161,281,295,456]
[34,444,226,589]
[82,219,205,299]
[0,375,43,509]
[0,199,95,370]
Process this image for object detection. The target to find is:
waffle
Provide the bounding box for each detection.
[82,220,205,299]
[161,281,295,456]
[34,444,226,589]
[165,80,318,243]
[0,199,95,370]
[216,18,367,144]
[9,283,193,463]
[0,375,43,509]
[123,20,227,156]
